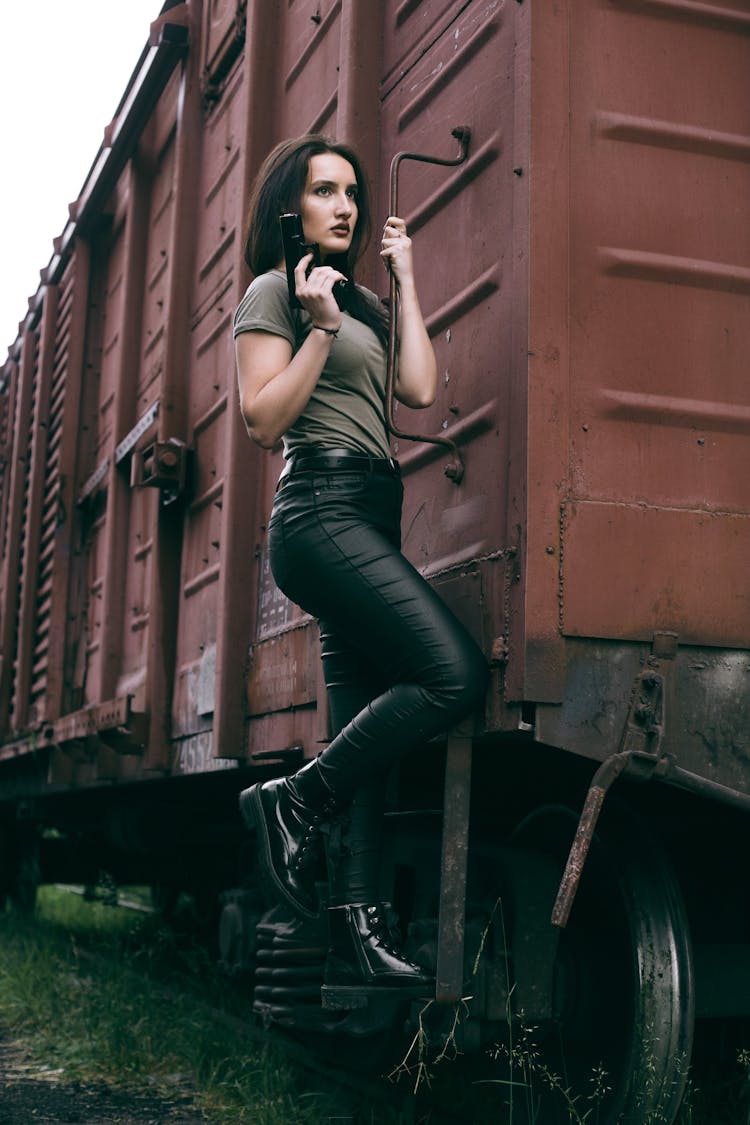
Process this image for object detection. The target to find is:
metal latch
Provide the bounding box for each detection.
[131,437,192,502]
[621,665,667,775]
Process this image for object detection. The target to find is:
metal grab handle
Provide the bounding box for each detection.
[386,127,471,484]
[550,752,630,928]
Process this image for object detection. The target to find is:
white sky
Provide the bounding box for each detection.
[0,1,162,355]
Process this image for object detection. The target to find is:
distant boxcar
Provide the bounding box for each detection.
[1,2,748,1121]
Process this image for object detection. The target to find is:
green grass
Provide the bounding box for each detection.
[0,887,406,1124]
[1,888,748,1124]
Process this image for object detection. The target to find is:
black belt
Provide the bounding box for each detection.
[282,448,400,478]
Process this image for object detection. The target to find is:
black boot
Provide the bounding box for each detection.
[239,760,340,919]
[323,903,434,998]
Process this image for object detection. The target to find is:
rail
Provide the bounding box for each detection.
[386,127,471,484]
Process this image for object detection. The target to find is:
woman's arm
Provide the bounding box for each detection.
[380,217,438,410]
[236,256,345,448]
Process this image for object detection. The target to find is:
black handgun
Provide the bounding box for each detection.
[279,212,349,310]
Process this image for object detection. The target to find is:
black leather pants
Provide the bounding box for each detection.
[268,456,489,897]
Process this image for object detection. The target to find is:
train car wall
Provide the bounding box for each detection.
[0,6,747,1116]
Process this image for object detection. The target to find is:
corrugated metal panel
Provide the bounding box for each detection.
[379,0,510,578]
[0,355,24,736]
[381,0,471,89]
[518,0,750,708]
[280,1,342,134]
[171,56,244,739]
[94,220,129,466]
[201,0,246,91]
[137,103,179,414]
[561,0,750,646]
[28,267,75,719]
[111,80,181,709]
[0,365,18,598]
[74,220,140,709]
[12,334,42,724]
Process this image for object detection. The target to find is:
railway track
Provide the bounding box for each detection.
[54,884,159,913]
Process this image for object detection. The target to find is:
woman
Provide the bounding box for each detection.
[234,135,488,995]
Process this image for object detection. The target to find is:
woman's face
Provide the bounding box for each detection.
[299,152,359,261]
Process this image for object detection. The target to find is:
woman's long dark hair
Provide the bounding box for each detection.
[243,135,388,347]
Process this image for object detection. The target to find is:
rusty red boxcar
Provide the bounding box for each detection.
[1,2,748,1120]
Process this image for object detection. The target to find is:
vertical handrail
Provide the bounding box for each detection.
[436,726,474,1002]
[386,127,471,483]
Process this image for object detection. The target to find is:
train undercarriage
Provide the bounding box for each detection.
[2,737,749,1124]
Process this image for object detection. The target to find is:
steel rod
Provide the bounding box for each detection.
[385,127,471,483]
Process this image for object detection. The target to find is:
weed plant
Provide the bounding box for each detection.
[0,887,407,1124]
[385,899,750,1125]
[390,995,750,1124]
[1,888,749,1123]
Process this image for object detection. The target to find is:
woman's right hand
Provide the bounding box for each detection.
[237,258,347,448]
[294,252,344,332]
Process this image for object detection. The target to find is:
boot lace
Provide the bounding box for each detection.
[365,905,421,968]
[293,813,324,870]
[292,798,338,870]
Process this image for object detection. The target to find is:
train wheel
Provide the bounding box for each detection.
[491,803,695,1125]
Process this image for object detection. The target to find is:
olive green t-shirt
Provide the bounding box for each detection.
[233,270,391,460]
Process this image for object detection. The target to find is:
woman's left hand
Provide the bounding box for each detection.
[380,216,414,285]
[379,216,437,409]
